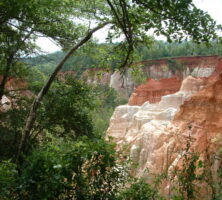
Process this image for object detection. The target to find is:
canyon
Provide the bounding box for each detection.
[1,55,222,198]
[2,55,221,111]
[77,55,221,101]
[106,55,222,198]
[54,55,222,102]
[126,55,221,103]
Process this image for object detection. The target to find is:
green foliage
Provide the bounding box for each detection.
[117,179,164,200]
[1,0,222,199]
[92,85,128,136]
[172,152,200,200]
[0,160,18,200]
[0,97,31,160]
[0,77,97,160]
[133,0,220,43]
[136,40,222,61]
[197,147,222,200]
[167,59,185,74]
[25,67,47,93]
[168,135,221,200]
[1,0,221,101]
[16,137,125,200]
[130,66,147,85]
[23,42,127,77]
[37,77,95,139]
[24,40,222,78]
[0,0,109,99]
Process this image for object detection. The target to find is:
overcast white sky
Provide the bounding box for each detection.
[37,0,222,53]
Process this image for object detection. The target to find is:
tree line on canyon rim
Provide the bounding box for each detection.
[24,40,222,77]
[0,0,222,199]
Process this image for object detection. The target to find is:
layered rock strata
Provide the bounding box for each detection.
[107,76,208,176]
[107,68,222,198]
[109,70,135,98]
[138,55,221,80]
[116,56,222,102]
[58,56,222,100]
[128,77,182,105]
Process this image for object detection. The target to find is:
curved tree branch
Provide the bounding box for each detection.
[16,22,110,162]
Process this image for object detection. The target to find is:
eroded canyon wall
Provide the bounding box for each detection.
[139,55,219,79]
[128,55,222,105]
[107,57,222,198]
[107,76,209,176]
[108,55,221,100]
[128,77,182,105]
[58,56,221,101]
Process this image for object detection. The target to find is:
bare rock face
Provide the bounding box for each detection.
[1,95,11,110]
[107,62,222,198]
[174,73,222,154]
[107,76,207,176]
[59,56,221,101]
[109,70,135,98]
[128,77,182,105]
[127,56,221,105]
[164,74,222,198]
[140,55,220,80]
[107,105,140,141]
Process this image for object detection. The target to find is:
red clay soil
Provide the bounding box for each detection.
[129,56,222,106]
[0,76,27,90]
[208,57,222,81]
[161,73,222,199]
[128,77,182,105]
[0,76,31,97]
[174,72,222,155]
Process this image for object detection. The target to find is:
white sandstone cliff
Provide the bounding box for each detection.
[107,76,207,177]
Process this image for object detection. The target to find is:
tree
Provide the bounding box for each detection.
[0,0,107,101]
[38,77,96,139]
[16,23,109,161]
[1,1,222,198]
[0,136,127,200]
[132,0,220,42]
[1,0,220,160]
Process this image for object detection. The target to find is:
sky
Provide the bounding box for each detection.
[37,0,222,53]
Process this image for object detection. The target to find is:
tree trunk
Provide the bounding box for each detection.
[16,22,109,162]
[0,54,14,101]
[0,74,8,101]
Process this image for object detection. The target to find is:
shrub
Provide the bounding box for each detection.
[0,160,18,200]
[17,138,126,200]
[116,179,164,200]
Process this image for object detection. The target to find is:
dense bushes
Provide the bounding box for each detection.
[0,161,18,200]
[116,179,163,200]
[15,138,125,200]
